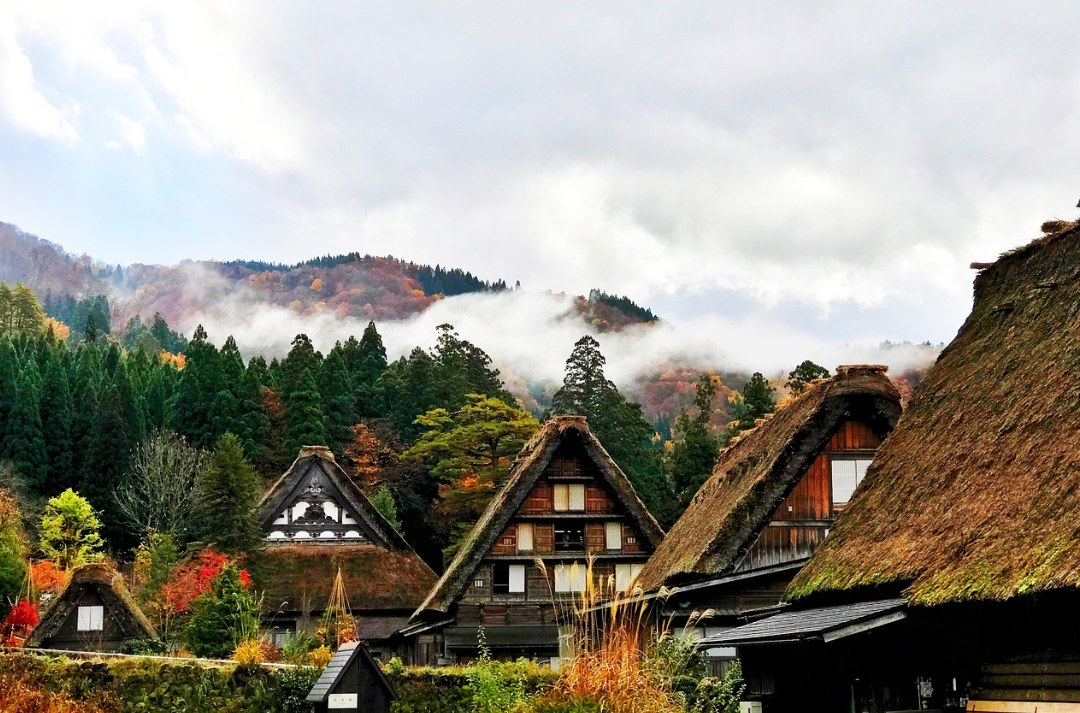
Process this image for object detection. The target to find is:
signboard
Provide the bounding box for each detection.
[328,693,358,709]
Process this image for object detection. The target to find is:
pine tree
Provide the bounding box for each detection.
[286,367,328,454]
[39,348,74,491]
[195,433,262,554]
[319,347,356,455]
[550,335,676,525]
[3,359,47,492]
[741,372,776,423]
[667,374,720,503]
[787,360,830,395]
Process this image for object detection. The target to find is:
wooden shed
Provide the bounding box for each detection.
[306,641,397,713]
[25,563,157,653]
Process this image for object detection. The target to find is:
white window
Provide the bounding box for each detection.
[830,458,874,506]
[605,522,622,551]
[615,564,644,592]
[517,523,534,552]
[553,484,570,511]
[554,564,588,593]
[508,564,526,594]
[553,484,586,512]
[569,484,585,510]
[77,605,103,632]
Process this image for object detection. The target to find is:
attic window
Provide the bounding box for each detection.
[554,484,585,511]
[831,457,874,508]
[77,605,104,632]
[474,578,485,589]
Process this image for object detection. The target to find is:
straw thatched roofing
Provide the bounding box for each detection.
[248,544,436,614]
[254,446,436,614]
[788,222,1080,605]
[26,563,157,648]
[412,416,665,617]
[636,366,901,593]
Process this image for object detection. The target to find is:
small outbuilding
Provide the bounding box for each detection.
[25,562,157,652]
[307,640,397,713]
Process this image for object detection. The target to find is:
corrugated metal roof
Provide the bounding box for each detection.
[700,599,906,647]
[306,642,358,701]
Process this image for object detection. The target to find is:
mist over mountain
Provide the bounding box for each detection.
[0,221,938,418]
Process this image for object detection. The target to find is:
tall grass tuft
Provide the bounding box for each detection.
[539,557,712,713]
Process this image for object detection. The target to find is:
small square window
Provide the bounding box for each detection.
[493,564,526,595]
[77,605,103,632]
[474,579,485,588]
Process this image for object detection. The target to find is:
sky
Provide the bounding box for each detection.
[2,1,1079,365]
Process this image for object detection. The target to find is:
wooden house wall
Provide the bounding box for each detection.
[737,421,881,572]
[452,440,654,647]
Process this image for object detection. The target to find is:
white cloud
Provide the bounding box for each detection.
[105,111,146,154]
[0,9,78,141]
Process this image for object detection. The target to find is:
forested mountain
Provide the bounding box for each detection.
[0,222,655,335]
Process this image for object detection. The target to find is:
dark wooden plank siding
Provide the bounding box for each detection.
[737,420,880,571]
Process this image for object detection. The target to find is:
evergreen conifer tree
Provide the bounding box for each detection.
[4,359,47,491]
[319,347,356,454]
[195,433,262,554]
[39,348,74,491]
[286,367,328,454]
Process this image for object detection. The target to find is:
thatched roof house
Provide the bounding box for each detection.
[705,220,1080,711]
[414,416,664,616]
[637,365,901,594]
[789,222,1080,605]
[26,563,156,652]
[253,446,436,651]
[407,416,664,662]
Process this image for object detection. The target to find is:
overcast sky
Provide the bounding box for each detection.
[2,1,1079,353]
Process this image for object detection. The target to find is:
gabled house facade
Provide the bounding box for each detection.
[26,563,157,653]
[251,445,437,657]
[704,220,1080,712]
[407,416,665,664]
[635,365,901,671]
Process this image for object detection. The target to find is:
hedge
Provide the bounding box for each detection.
[385,658,559,713]
[0,652,320,713]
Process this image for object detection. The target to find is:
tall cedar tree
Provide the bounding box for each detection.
[550,336,677,525]
[320,346,356,455]
[286,367,329,454]
[3,358,47,491]
[39,347,74,490]
[667,374,720,503]
[345,321,388,417]
[195,433,262,554]
[80,360,145,548]
[169,325,222,450]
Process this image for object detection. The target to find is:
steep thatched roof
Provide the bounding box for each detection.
[789,222,1080,605]
[257,445,410,551]
[249,544,436,614]
[254,446,436,615]
[412,416,665,617]
[636,366,901,593]
[26,563,157,648]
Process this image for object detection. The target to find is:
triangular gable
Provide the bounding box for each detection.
[306,640,398,703]
[412,416,665,616]
[258,446,409,551]
[26,563,156,648]
[636,366,901,593]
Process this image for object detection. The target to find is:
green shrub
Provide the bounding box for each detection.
[386,661,557,713]
[0,651,321,713]
[688,662,745,713]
